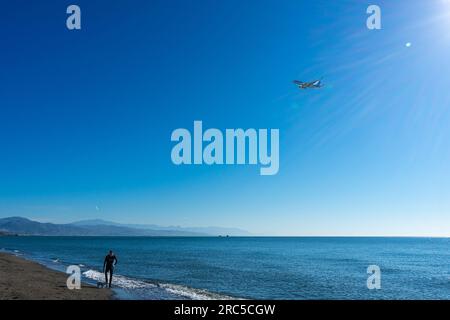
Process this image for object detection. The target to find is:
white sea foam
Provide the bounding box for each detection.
[82,269,237,300]
[159,283,237,300]
[83,269,155,289]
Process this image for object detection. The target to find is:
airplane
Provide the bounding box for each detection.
[293,79,323,89]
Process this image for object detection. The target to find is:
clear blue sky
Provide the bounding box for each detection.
[1,0,450,236]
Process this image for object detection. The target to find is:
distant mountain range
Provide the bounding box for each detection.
[0,217,250,237]
[70,219,250,236]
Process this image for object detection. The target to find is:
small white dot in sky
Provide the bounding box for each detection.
[405,42,412,47]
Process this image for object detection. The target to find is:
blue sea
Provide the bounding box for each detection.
[1,236,449,300]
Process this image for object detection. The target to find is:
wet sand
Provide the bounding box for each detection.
[0,252,112,300]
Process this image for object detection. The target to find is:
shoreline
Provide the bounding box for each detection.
[0,252,113,300]
[0,248,237,300]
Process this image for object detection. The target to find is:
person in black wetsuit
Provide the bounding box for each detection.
[103,250,118,288]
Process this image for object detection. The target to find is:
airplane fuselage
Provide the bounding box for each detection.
[293,79,322,89]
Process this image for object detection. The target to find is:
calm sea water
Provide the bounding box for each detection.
[1,236,449,300]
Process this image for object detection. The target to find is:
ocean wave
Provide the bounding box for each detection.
[83,269,157,289]
[159,282,237,300]
[82,269,236,300]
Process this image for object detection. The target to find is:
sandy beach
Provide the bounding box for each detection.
[0,253,112,300]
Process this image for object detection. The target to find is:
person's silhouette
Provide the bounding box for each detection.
[103,250,118,288]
